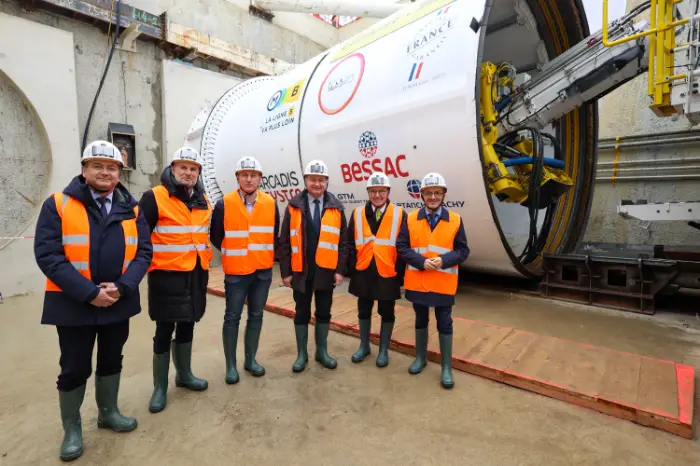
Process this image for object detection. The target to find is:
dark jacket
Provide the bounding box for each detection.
[396,207,469,307]
[35,175,152,326]
[347,201,405,301]
[278,190,350,293]
[138,167,210,323]
[209,189,281,267]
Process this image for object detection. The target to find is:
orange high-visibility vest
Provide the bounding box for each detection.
[404,210,460,295]
[354,203,403,278]
[149,185,212,272]
[221,190,276,275]
[289,204,341,272]
[45,193,138,292]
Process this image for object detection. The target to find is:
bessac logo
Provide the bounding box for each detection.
[358,131,378,158]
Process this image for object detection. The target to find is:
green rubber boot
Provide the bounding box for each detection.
[222,326,240,384]
[244,326,265,377]
[292,324,309,373]
[375,321,394,368]
[439,333,455,389]
[408,328,428,375]
[95,374,137,432]
[314,322,337,369]
[148,351,169,413]
[351,318,372,363]
[58,385,85,461]
[172,341,208,391]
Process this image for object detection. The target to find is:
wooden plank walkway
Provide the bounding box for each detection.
[207,269,695,439]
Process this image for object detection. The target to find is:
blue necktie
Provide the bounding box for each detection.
[313,199,321,233]
[429,213,438,230]
[97,198,108,217]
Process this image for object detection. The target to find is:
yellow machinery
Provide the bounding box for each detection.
[479,0,696,209]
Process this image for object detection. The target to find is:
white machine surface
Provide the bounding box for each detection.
[187,0,700,278]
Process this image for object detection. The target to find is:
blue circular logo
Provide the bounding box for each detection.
[267,90,283,111]
[407,179,421,199]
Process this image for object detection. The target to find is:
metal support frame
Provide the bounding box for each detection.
[617,200,700,222]
[116,23,141,52]
[251,0,404,19]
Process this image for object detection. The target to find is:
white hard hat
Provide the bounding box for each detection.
[235,156,263,175]
[420,172,447,191]
[171,146,201,168]
[366,171,390,188]
[304,160,329,178]
[81,140,123,167]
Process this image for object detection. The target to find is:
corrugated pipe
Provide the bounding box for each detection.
[598,128,700,143]
[597,165,700,172]
[598,135,700,149]
[596,174,700,181]
[598,156,700,166]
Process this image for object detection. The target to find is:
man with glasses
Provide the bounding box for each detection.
[34,140,152,461]
[210,156,279,384]
[138,146,212,414]
[346,172,405,367]
[278,159,350,372]
[396,172,469,389]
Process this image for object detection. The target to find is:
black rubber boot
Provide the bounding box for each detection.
[439,333,455,389]
[314,322,337,369]
[149,351,169,413]
[58,385,85,461]
[172,341,208,391]
[95,374,137,432]
[408,328,428,375]
[351,318,372,363]
[292,324,309,373]
[376,321,394,368]
[244,326,265,377]
[222,326,240,384]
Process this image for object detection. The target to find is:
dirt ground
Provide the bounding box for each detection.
[1,279,699,466]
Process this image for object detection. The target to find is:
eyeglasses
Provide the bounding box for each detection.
[423,191,444,198]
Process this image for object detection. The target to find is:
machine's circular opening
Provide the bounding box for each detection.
[477,0,597,278]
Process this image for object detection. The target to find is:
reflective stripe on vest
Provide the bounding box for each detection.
[289,205,342,272]
[45,193,138,292]
[149,185,212,272]
[403,210,460,295]
[354,203,403,278]
[221,190,276,275]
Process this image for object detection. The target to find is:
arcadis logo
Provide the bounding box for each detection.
[267,79,305,111]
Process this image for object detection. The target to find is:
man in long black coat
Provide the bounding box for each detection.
[346,172,405,367]
[138,147,212,414]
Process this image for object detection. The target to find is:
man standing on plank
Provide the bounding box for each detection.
[347,171,405,367]
[396,172,469,389]
[278,160,350,373]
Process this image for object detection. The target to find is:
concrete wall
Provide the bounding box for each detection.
[161,59,242,163]
[583,0,700,247]
[0,13,81,296]
[0,0,333,297]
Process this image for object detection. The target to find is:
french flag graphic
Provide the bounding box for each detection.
[409,62,424,82]
[437,6,450,15]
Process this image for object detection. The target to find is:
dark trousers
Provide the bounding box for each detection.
[223,270,272,330]
[358,298,396,323]
[56,320,130,392]
[293,279,333,325]
[413,304,453,335]
[153,321,195,354]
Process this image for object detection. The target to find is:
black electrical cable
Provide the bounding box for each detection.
[81,0,122,153]
[496,127,553,264]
